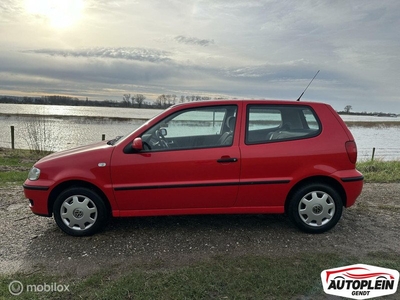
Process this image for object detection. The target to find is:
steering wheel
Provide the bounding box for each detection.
[155,129,169,149]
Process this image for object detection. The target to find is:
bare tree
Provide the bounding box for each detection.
[344,105,352,113]
[171,94,177,104]
[133,94,146,108]
[23,116,54,152]
[156,94,168,107]
[166,95,172,106]
[122,94,131,107]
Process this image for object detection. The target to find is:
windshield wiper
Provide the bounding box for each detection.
[107,136,123,145]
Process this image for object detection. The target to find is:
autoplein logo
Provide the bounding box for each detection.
[321,264,399,299]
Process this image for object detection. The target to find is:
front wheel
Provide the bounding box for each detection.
[53,187,108,236]
[288,184,343,233]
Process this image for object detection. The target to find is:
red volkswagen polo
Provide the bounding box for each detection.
[24,100,363,236]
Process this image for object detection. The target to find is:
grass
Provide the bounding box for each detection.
[1,252,399,299]
[0,149,47,186]
[357,160,400,183]
[1,149,399,299]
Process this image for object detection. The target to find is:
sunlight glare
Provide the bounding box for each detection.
[25,0,84,29]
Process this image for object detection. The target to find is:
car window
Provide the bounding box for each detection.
[303,108,319,129]
[167,109,226,137]
[246,105,321,144]
[142,105,237,151]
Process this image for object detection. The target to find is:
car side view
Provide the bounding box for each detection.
[23,100,363,236]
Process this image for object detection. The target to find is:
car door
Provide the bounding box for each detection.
[236,104,322,210]
[111,104,241,212]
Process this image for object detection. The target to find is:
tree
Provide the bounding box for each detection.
[171,94,177,104]
[122,94,131,107]
[156,94,168,108]
[166,94,172,105]
[133,94,146,108]
[344,105,352,113]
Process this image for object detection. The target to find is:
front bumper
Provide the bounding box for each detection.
[23,183,52,217]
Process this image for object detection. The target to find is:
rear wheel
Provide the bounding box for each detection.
[288,183,343,233]
[53,187,108,236]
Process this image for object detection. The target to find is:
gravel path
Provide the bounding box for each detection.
[1,183,399,276]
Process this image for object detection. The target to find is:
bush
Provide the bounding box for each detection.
[23,116,54,153]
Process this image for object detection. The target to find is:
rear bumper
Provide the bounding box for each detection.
[335,170,364,208]
[23,183,52,217]
[341,175,364,182]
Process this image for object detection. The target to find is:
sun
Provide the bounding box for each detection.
[25,0,84,29]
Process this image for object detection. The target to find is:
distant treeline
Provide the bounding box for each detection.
[0,95,125,107]
[0,94,216,109]
[3,95,396,116]
[338,111,399,117]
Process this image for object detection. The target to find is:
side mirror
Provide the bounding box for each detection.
[132,137,143,151]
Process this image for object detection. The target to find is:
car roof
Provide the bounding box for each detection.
[170,99,327,109]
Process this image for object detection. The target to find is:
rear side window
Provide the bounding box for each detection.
[246,105,321,144]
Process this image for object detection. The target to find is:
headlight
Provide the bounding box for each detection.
[28,167,41,181]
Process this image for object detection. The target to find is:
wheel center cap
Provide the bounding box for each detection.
[312,204,323,215]
[73,208,84,219]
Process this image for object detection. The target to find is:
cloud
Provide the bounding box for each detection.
[0,0,21,12]
[26,47,172,63]
[1,0,400,113]
[174,36,214,47]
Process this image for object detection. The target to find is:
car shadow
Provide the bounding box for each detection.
[106,213,290,234]
[23,214,303,274]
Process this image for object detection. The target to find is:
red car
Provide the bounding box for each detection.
[23,100,363,236]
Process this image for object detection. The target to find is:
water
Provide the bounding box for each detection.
[0,103,399,160]
[0,103,161,152]
[348,126,400,161]
[0,103,162,119]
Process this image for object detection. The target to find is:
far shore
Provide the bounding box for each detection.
[0,112,149,122]
[1,112,400,128]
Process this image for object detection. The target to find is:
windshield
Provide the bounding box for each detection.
[109,107,171,146]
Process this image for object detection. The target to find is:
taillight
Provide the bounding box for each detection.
[345,141,357,164]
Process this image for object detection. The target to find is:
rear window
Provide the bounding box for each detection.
[246,105,321,144]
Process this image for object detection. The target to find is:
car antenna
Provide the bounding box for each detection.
[296,70,320,101]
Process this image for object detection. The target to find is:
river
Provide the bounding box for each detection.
[0,103,399,160]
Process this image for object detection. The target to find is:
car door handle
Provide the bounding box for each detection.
[217,157,238,163]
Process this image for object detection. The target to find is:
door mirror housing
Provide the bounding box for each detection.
[132,137,143,151]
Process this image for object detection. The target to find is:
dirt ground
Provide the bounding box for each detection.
[1,183,399,278]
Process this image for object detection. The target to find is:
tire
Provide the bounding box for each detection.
[53,187,108,236]
[288,183,343,234]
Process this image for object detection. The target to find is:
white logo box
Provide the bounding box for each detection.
[321,264,399,299]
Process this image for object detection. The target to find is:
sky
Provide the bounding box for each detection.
[1,0,400,113]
